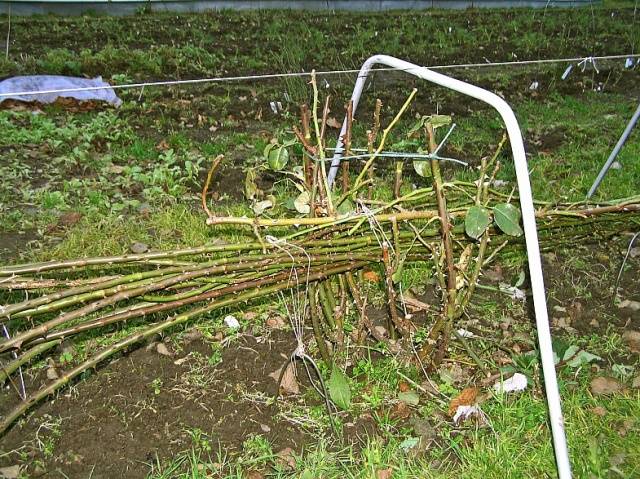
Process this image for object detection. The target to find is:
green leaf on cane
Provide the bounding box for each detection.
[493,203,523,236]
[328,367,351,411]
[465,205,492,239]
[265,144,289,171]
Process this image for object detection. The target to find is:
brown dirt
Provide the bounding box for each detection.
[0,330,319,478]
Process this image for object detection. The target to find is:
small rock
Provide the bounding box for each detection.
[611,161,622,170]
[629,246,640,259]
[590,376,623,396]
[260,424,271,433]
[622,330,640,354]
[58,211,82,228]
[156,342,173,357]
[182,328,203,343]
[224,315,241,329]
[130,242,149,254]
[46,358,59,380]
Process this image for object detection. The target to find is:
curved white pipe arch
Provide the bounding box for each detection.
[329,55,571,479]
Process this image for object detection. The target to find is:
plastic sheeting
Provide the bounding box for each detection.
[0,75,122,107]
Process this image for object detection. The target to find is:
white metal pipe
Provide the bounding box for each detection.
[329,55,571,479]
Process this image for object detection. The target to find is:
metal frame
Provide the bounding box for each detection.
[328,54,571,479]
[587,102,640,199]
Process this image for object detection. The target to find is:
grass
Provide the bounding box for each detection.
[145,365,640,478]
[0,4,639,479]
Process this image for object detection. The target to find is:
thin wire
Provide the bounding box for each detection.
[1,53,638,99]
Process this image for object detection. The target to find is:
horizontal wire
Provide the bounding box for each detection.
[0,53,638,99]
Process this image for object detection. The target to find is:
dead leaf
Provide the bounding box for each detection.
[618,419,635,437]
[245,471,264,479]
[590,376,623,396]
[483,264,504,282]
[363,270,380,282]
[0,465,21,479]
[438,362,465,385]
[632,375,640,389]
[107,164,125,174]
[156,140,170,151]
[269,363,299,395]
[326,117,342,129]
[618,299,640,311]
[156,342,173,357]
[265,316,286,329]
[622,330,640,354]
[376,468,393,479]
[58,211,82,228]
[275,447,296,470]
[448,387,479,416]
[590,406,607,417]
[402,296,430,313]
[398,381,411,393]
[390,401,412,420]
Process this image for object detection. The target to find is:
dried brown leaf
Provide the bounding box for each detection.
[590,376,623,396]
[269,363,299,395]
[448,387,479,416]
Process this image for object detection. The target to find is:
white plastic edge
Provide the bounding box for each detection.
[328,54,571,479]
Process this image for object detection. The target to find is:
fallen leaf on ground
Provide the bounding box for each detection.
[398,390,420,406]
[590,406,607,417]
[622,330,640,354]
[376,468,393,479]
[618,419,635,437]
[402,296,430,312]
[632,375,640,389]
[265,316,286,329]
[448,387,479,416]
[438,363,465,385]
[398,380,411,392]
[390,401,411,420]
[58,211,82,228]
[269,363,300,395]
[326,117,342,129]
[276,447,297,470]
[590,376,623,396]
[618,299,640,311]
[363,270,380,282]
[156,342,173,357]
[0,465,21,479]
